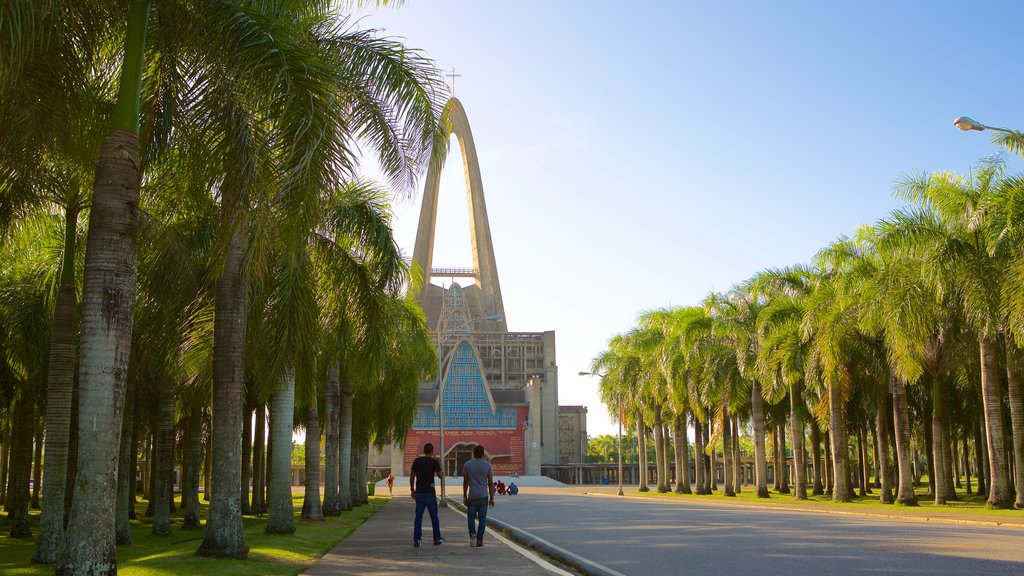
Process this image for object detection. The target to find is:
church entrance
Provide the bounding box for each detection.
[446,443,477,477]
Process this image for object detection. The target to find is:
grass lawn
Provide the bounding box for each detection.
[0,493,388,575]
[637,477,1024,519]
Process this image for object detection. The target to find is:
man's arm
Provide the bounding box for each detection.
[410,467,416,498]
[487,471,495,507]
[463,473,470,502]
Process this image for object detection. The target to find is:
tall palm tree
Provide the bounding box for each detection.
[882,160,1014,507]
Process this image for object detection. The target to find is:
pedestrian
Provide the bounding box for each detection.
[462,444,495,548]
[386,473,394,495]
[410,443,445,547]
[508,482,518,495]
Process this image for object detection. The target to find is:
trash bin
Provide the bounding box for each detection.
[366,482,375,496]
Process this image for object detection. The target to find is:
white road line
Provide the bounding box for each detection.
[449,506,575,576]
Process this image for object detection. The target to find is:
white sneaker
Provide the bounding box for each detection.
[470,533,477,547]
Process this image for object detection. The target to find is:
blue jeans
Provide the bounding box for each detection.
[467,498,489,539]
[413,493,441,543]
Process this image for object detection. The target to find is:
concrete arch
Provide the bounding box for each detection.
[412,97,505,321]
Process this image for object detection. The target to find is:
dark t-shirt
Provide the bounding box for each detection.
[411,456,441,494]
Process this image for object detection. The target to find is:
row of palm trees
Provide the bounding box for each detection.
[593,153,1024,510]
[1,2,446,573]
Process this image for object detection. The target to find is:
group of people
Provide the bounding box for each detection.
[407,443,519,549]
[493,480,518,495]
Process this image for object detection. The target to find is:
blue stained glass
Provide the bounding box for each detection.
[413,341,516,430]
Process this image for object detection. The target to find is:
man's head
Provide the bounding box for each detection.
[473,445,485,458]
[423,443,434,455]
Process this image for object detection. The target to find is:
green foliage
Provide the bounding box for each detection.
[0,494,386,575]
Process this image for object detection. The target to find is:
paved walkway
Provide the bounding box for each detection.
[303,495,570,576]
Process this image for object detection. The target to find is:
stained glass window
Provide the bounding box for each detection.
[413,341,516,430]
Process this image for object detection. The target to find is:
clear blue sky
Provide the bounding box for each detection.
[354,1,1024,436]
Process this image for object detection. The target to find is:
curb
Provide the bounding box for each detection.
[444,498,625,576]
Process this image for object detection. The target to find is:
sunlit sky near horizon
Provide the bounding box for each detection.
[353,1,1024,437]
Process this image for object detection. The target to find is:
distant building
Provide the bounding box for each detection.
[371,98,577,478]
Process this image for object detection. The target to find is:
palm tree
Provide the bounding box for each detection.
[0,214,59,537]
[882,160,1014,507]
[593,332,645,490]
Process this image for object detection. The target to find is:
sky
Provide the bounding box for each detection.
[351,1,1024,437]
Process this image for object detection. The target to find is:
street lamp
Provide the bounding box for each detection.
[579,371,623,496]
[436,311,503,506]
[954,116,1024,147]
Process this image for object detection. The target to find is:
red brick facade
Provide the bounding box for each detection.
[402,406,528,477]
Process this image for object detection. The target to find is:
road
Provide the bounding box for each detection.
[486,487,1024,575]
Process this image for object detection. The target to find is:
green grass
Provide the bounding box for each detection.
[637,478,1024,519]
[0,494,387,575]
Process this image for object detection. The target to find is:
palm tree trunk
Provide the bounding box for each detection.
[266,368,296,534]
[637,416,649,491]
[704,418,714,493]
[663,423,673,490]
[810,419,824,495]
[252,404,266,514]
[203,429,212,503]
[322,363,341,515]
[776,423,790,494]
[924,400,936,497]
[8,391,36,537]
[266,414,273,511]
[356,442,369,505]
[824,430,833,494]
[751,381,770,497]
[198,219,250,558]
[829,384,851,502]
[963,431,973,495]
[57,3,150,571]
[980,336,1011,507]
[790,383,807,500]
[875,392,894,503]
[301,403,324,521]
[339,377,354,510]
[1,424,10,505]
[857,425,868,496]
[183,409,202,529]
[145,431,156,515]
[1005,345,1024,509]
[931,376,955,504]
[653,405,667,492]
[974,416,986,497]
[167,423,177,513]
[693,414,706,494]
[240,405,252,515]
[115,378,136,544]
[870,422,881,488]
[151,378,174,535]
[733,416,741,493]
[673,412,691,494]
[951,430,961,489]
[31,417,43,509]
[722,401,735,496]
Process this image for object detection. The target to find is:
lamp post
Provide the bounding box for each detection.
[436,311,503,506]
[954,116,1024,148]
[579,371,623,496]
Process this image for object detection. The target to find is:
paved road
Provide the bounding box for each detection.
[487,488,1024,576]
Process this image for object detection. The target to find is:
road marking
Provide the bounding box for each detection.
[448,504,575,575]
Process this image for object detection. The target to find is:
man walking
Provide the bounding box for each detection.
[462,444,495,548]
[410,443,445,547]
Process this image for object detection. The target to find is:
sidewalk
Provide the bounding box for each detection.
[303,495,569,576]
